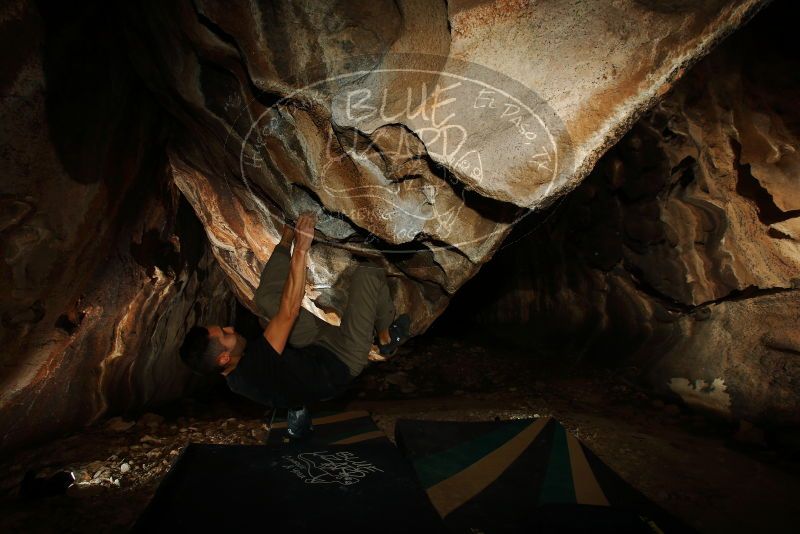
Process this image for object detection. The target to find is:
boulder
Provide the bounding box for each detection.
[462,3,800,425]
[120,0,766,332]
[0,0,773,453]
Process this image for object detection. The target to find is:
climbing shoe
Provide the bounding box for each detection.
[286,406,313,439]
[378,314,411,357]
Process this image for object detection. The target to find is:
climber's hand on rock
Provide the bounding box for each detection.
[293,212,316,253]
[279,219,295,248]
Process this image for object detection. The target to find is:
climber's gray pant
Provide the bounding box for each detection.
[254,245,395,377]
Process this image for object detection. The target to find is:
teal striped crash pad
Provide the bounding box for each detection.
[396,417,692,533]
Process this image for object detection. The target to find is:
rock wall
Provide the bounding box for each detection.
[0,0,778,452]
[119,0,766,334]
[459,1,800,426]
[0,2,235,453]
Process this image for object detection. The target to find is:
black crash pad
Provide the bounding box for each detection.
[134,414,443,532]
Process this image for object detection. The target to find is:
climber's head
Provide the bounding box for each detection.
[179,325,244,375]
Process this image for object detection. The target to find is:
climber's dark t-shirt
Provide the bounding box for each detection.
[225,334,351,408]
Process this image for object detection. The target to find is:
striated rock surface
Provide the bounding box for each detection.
[459,3,800,426]
[0,0,779,453]
[120,0,766,334]
[0,2,235,453]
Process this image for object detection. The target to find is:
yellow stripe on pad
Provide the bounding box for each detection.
[312,411,371,425]
[565,432,609,506]
[331,430,385,445]
[427,417,550,518]
[270,410,370,430]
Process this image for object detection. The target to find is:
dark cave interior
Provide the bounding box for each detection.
[1,0,799,532]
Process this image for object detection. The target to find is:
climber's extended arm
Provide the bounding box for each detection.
[263,213,315,354]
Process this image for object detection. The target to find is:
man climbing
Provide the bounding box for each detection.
[179,212,410,437]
